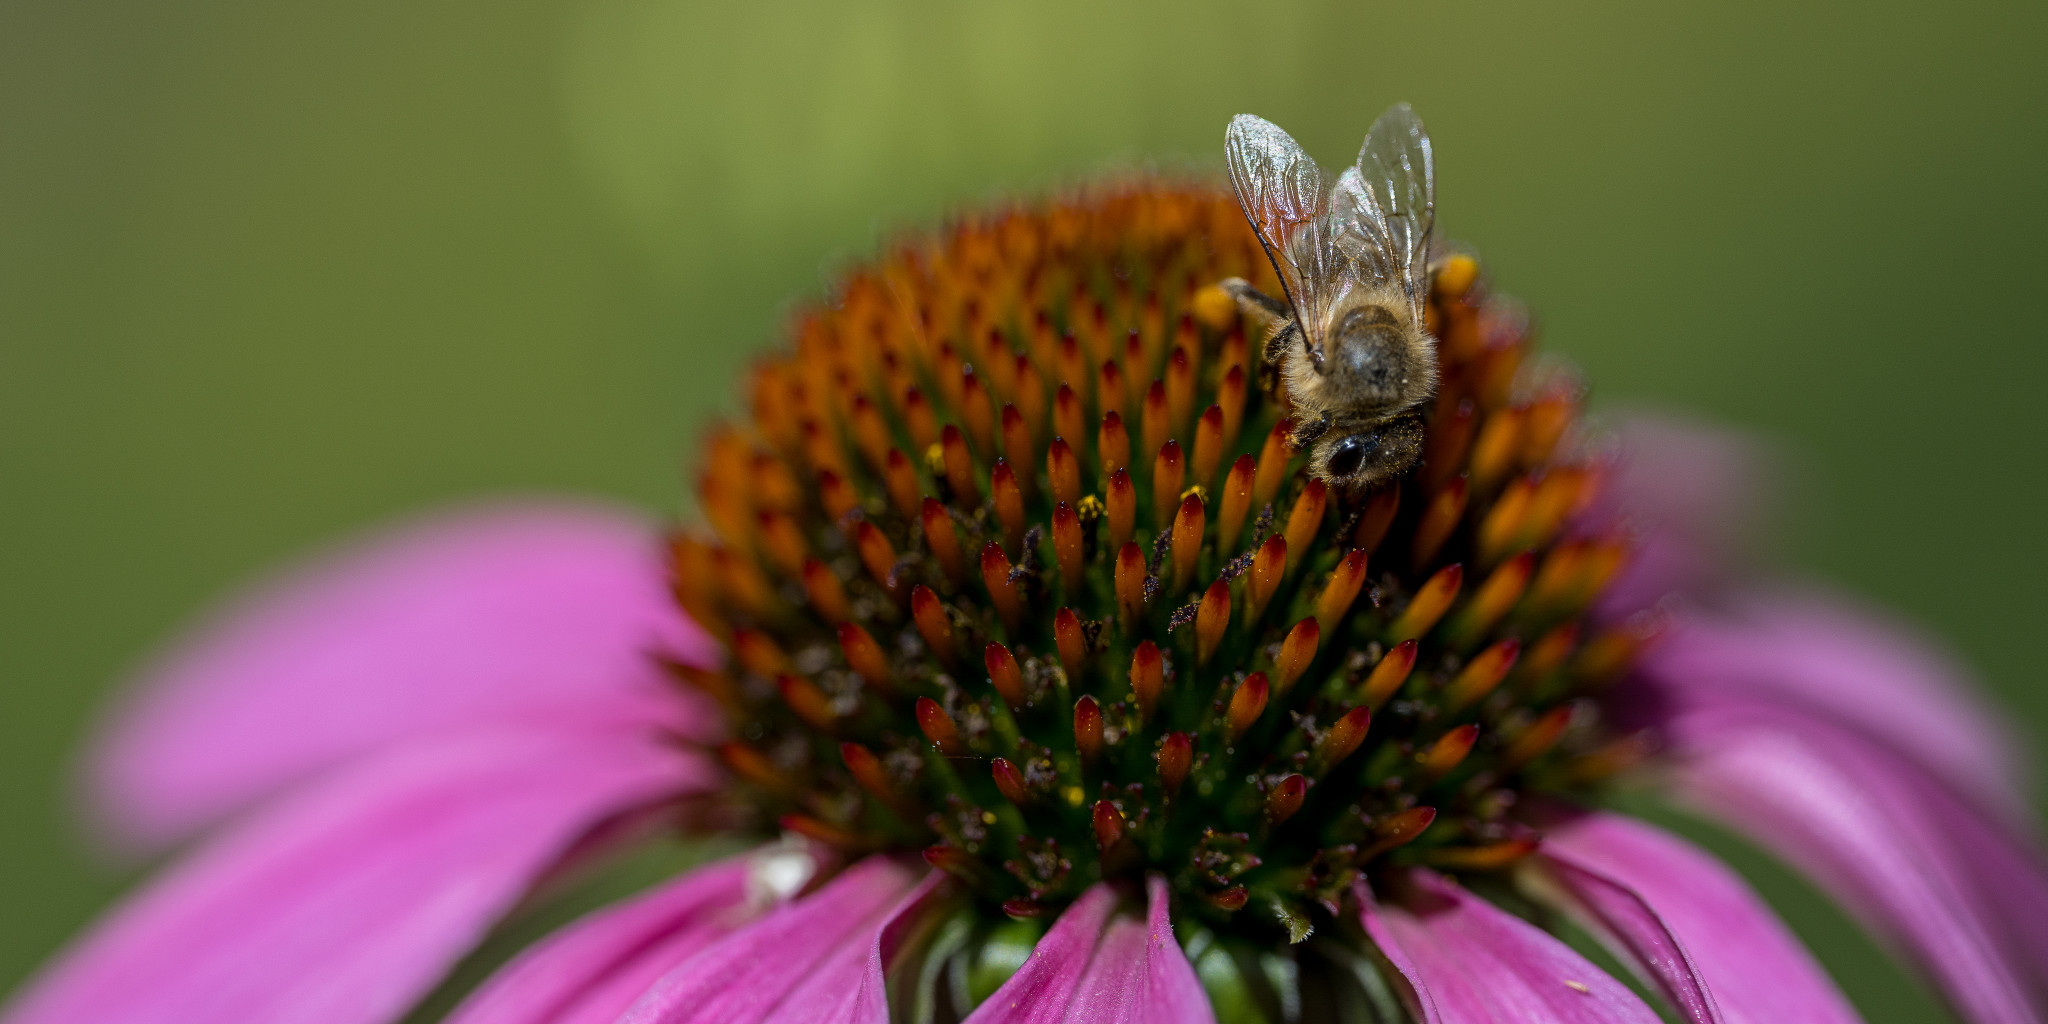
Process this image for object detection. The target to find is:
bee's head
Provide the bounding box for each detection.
[1310,412,1426,490]
[1322,303,1435,411]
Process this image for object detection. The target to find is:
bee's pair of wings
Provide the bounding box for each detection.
[1225,105,1435,333]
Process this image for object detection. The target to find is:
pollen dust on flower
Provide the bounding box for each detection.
[665,181,1637,937]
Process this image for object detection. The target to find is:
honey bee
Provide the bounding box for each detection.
[1220,104,1439,491]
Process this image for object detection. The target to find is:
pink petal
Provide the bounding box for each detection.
[445,854,763,1024]
[1357,870,1662,1023]
[1039,877,1213,1024]
[3,724,709,1024]
[1586,412,1771,615]
[962,886,1120,1023]
[1354,880,1445,1023]
[789,869,954,1024]
[1589,417,2029,813]
[1062,910,1152,1022]
[1668,705,2047,1023]
[88,500,715,853]
[1526,809,1861,1024]
[1914,772,2048,995]
[615,857,934,1024]
[966,877,1211,1024]
[1135,875,1216,1024]
[1641,587,2030,821]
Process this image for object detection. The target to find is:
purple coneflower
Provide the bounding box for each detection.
[5,180,2045,1024]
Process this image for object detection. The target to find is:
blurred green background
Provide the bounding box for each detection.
[2,0,2043,1018]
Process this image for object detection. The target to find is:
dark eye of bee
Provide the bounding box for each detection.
[1326,433,1378,478]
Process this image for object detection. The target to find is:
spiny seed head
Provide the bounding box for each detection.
[1158,732,1194,797]
[1093,799,1127,851]
[669,181,1636,935]
[1226,673,1270,743]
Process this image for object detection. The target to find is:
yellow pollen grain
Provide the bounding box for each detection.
[1436,255,1479,299]
[1064,786,1084,806]
[1564,980,1590,994]
[1190,283,1237,331]
[982,811,998,825]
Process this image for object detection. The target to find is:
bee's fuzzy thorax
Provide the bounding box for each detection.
[668,180,1639,937]
[1288,280,1440,417]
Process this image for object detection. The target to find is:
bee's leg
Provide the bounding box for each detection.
[1259,321,1298,396]
[1218,277,1291,332]
[1289,411,1332,449]
[1220,279,1304,396]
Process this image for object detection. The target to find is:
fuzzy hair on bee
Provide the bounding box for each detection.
[1218,104,1441,493]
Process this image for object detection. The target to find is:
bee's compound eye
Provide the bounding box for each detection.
[1326,433,1378,478]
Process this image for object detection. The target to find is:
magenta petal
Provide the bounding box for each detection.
[615,857,926,1024]
[1358,870,1662,1023]
[1135,875,1216,1024]
[967,877,1210,1024]
[445,854,760,1024]
[1642,588,2029,821]
[962,885,1120,1023]
[1062,909,1152,1022]
[1588,412,1768,615]
[776,869,953,1024]
[1050,876,1214,1024]
[3,725,708,1024]
[1915,773,2048,994]
[1668,707,2048,1024]
[87,500,715,853]
[1528,810,1861,1024]
[1355,880,1444,1023]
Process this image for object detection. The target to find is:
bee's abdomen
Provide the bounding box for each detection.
[1330,306,1424,408]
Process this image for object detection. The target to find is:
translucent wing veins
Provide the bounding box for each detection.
[1352,103,1436,309]
[1224,114,1331,329]
[1225,105,1438,349]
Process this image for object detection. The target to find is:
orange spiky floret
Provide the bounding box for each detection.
[667,180,1638,934]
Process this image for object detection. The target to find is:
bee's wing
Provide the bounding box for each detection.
[1225,115,1341,332]
[1329,166,1383,285]
[1339,103,1435,311]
